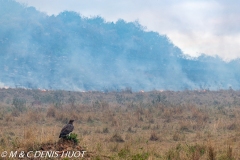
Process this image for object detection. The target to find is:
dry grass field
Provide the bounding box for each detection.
[1,88,240,159]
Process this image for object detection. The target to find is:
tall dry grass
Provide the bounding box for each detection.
[0,89,240,159]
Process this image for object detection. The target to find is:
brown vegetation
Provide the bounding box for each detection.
[0,88,240,159]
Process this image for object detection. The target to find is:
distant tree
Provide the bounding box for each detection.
[12,97,26,112]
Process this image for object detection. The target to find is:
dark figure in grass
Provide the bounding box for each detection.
[59,120,74,138]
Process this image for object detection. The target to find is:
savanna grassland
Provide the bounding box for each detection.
[1,88,240,159]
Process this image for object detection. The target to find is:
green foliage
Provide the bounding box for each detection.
[131,153,149,160]
[218,146,234,160]
[67,133,79,144]
[165,145,181,160]
[11,137,20,148]
[164,144,207,160]
[187,144,206,156]
[117,148,149,160]
[93,156,101,160]
[118,148,130,158]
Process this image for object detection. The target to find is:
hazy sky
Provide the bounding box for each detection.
[15,0,240,61]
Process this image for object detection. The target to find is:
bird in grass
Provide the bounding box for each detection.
[59,120,74,138]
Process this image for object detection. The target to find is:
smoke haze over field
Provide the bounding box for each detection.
[1,0,240,91]
[15,0,240,61]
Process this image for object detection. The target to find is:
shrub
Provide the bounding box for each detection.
[110,133,124,142]
[118,148,130,158]
[149,132,159,141]
[102,127,109,134]
[87,116,94,123]
[179,120,191,132]
[12,97,26,112]
[127,127,135,133]
[132,153,149,160]
[226,122,237,130]
[67,133,79,144]
[208,146,216,160]
[187,144,206,160]
[219,146,234,160]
